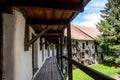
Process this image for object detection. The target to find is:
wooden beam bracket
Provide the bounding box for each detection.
[26,25,53,50]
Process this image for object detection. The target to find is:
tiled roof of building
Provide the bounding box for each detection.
[64,24,102,40]
[76,25,102,39]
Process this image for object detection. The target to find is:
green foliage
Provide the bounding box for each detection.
[114,58,120,64]
[109,45,120,52]
[104,55,115,62]
[96,0,120,54]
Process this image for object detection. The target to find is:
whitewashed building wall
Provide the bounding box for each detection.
[2,9,56,80]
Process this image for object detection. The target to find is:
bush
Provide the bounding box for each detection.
[116,69,120,74]
[104,56,115,62]
[114,58,120,64]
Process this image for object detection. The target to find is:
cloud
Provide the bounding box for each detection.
[85,0,107,13]
[76,13,102,27]
[71,0,107,27]
[91,1,107,8]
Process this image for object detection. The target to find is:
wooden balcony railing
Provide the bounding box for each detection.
[62,56,116,80]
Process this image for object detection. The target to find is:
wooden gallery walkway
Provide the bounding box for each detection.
[34,57,64,80]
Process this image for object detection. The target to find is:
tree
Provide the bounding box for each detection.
[96,0,120,55]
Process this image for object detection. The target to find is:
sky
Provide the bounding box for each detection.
[71,0,108,27]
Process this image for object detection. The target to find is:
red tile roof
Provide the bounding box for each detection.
[64,24,102,40]
[76,25,102,39]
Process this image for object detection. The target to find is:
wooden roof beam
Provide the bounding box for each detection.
[35,30,63,34]
[26,19,68,25]
[3,0,89,11]
[41,35,60,38]
[45,38,59,44]
[27,25,53,47]
[44,33,60,36]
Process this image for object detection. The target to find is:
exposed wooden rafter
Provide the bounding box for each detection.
[52,10,55,20]
[27,25,53,47]
[45,37,59,44]
[43,33,60,36]
[35,30,63,34]
[26,19,68,25]
[3,1,86,11]
[68,12,77,22]
[43,9,47,19]
[60,11,64,20]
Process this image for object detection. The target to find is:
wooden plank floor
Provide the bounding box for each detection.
[34,57,64,80]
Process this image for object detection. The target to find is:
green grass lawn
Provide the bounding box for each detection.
[72,63,120,80]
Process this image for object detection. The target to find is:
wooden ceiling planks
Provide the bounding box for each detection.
[62,11,74,20]
[45,9,53,20]
[55,10,64,20]
[32,8,44,19]
[2,0,90,35]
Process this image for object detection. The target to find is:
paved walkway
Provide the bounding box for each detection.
[34,57,64,80]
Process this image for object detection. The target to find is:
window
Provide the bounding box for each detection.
[95,45,98,52]
[81,52,85,58]
[82,43,85,49]
[92,46,94,49]
[86,41,88,45]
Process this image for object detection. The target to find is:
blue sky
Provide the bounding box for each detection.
[71,0,108,27]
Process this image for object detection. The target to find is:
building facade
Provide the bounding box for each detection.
[65,25,103,65]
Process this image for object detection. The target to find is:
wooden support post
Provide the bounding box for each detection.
[24,24,30,51]
[56,42,59,64]
[0,8,3,80]
[40,38,42,50]
[27,25,53,47]
[58,38,61,66]
[67,24,72,80]
[60,33,63,73]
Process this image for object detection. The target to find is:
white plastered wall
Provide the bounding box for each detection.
[3,10,33,80]
[2,10,45,80]
[3,10,16,80]
[3,9,57,80]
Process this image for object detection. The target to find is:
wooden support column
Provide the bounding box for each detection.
[0,8,3,80]
[67,24,72,80]
[58,37,61,66]
[56,42,59,64]
[60,33,63,73]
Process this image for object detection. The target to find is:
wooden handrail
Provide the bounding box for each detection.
[62,56,116,80]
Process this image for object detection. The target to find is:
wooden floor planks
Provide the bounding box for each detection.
[34,57,64,80]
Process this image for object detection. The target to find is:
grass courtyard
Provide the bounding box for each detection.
[72,62,120,80]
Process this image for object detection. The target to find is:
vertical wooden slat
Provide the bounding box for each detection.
[60,33,63,73]
[67,24,72,80]
[0,8,3,80]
